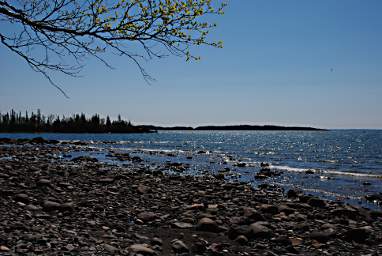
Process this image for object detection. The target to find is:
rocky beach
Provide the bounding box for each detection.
[1,138,382,255]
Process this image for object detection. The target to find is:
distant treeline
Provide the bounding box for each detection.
[0,110,153,133]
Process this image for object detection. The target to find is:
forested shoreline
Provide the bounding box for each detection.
[0,110,153,133]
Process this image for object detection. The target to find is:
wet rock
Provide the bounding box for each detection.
[30,137,48,144]
[305,169,315,174]
[165,162,188,172]
[308,197,327,208]
[365,193,382,205]
[72,156,98,162]
[131,156,143,163]
[235,162,246,167]
[214,173,225,180]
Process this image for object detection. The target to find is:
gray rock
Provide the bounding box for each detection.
[129,244,155,255]
[172,222,193,229]
[26,204,40,211]
[171,239,189,253]
[103,244,118,254]
[309,229,336,242]
[246,222,272,239]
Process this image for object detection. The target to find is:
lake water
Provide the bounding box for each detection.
[2,130,382,208]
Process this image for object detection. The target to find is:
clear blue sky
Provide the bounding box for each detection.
[1,0,381,129]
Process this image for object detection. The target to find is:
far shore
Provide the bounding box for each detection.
[0,124,327,134]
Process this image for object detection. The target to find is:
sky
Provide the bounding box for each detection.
[1,0,382,129]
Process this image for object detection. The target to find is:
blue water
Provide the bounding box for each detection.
[1,130,382,208]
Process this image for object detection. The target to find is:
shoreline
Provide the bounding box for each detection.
[1,141,382,255]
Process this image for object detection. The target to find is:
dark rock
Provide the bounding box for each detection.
[131,156,143,162]
[308,229,336,242]
[365,193,382,204]
[235,162,246,167]
[14,193,29,203]
[370,210,382,219]
[42,200,61,211]
[235,235,248,245]
[196,217,221,233]
[227,225,248,240]
[98,177,114,184]
[308,197,327,208]
[214,173,225,180]
[246,222,272,239]
[30,137,48,144]
[137,212,157,222]
[305,169,315,174]
[258,204,279,215]
[72,156,98,162]
[287,189,302,198]
[137,184,150,194]
[343,226,373,243]
[37,179,51,186]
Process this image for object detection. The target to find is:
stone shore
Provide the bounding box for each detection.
[0,141,382,255]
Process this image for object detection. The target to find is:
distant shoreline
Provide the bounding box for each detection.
[0,124,327,133]
[138,124,327,132]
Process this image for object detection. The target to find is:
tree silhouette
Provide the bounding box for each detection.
[0,0,226,97]
[0,110,152,133]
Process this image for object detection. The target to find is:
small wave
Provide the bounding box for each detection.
[273,182,363,201]
[113,147,187,154]
[272,165,382,179]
